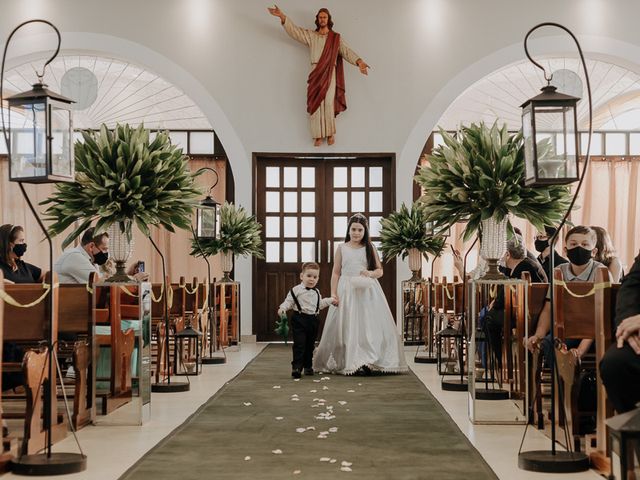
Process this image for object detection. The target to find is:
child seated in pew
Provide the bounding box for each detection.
[525,225,605,362]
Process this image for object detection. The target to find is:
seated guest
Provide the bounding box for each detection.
[591,225,623,282]
[534,225,569,281]
[55,227,109,284]
[526,225,605,362]
[0,224,43,284]
[600,250,640,413]
[513,226,546,272]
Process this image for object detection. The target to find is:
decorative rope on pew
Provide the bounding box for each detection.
[554,279,611,298]
[150,283,164,303]
[0,282,57,308]
[85,283,93,295]
[119,285,138,297]
[488,284,498,299]
[167,284,174,309]
[444,284,455,300]
[181,283,198,295]
[199,280,209,313]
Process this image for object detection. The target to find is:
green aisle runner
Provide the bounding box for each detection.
[121,344,497,480]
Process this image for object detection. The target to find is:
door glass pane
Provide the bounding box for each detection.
[266,242,279,263]
[369,216,382,237]
[301,192,315,213]
[351,191,365,212]
[283,192,297,212]
[301,217,315,237]
[605,133,626,155]
[265,217,280,237]
[189,132,214,154]
[266,192,280,212]
[301,167,315,188]
[369,191,383,212]
[334,167,347,188]
[284,167,297,187]
[351,167,365,187]
[333,192,348,213]
[301,242,315,262]
[334,216,347,238]
[283,217,297,237]
[283,242,297,262]
[369,167,383,187]
[266,167,279,188]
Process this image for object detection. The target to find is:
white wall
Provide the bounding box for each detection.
[2,0,640,334]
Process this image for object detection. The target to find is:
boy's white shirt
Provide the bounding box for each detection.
[279,283,333,315]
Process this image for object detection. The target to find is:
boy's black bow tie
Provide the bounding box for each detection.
[305,287,315,290]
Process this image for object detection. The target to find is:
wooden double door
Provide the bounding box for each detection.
[253,154,396,341]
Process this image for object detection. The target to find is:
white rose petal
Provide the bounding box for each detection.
[294,378,301,382]
[313,380,321,383]
[296,427,306,433]
[330,459,337,464]
[358,383,362,386]
[306,426,316,431]
[244,456,251,461]
[322,386,329,390]
[272,449,283,455]
[243,402,252,406]
[320,431,329,435]
[322,377,330,380]
[329,427,338,433]
[317,435,327,439]
[338,401,347,405]
[341,461,353,467]
[291,394,299,397]
[291,398,300,401]
[341,466,352,472]
[293,470,301,475]
[320,457,331,462]
[273,385,281,389]
[347,390,355,393]
[319,399,326,402]
[275,416,284,420]
[310,389,317,393]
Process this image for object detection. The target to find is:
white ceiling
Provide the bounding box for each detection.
[437,57,640,131]
[2,55,212,130]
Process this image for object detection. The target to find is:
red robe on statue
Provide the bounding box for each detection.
[306,30,347,117]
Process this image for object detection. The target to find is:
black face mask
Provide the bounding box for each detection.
[93,250,109,266]
[534,239,549,253]
[566,246,593,266]
[12,243,27,257]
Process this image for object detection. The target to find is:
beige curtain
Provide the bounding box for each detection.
[425,158,640,280]
[0,156,226,285]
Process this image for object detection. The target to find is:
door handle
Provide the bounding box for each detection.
[327,240,331,264]
[317,240,322,263]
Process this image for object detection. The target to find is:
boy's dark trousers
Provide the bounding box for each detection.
[291,312,319,370]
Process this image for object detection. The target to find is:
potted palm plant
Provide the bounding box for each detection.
[415,122,572,278]
[379,203,447,280]
[42,123,201,281]
[191,202,264,282]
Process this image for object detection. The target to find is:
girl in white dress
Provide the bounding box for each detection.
[313,213,408,375]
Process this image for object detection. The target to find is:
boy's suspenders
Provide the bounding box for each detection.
[289,288,320,315]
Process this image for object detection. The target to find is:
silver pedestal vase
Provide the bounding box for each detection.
[220,250,233,283]
[480,216,508,280]
[106,221,135,283]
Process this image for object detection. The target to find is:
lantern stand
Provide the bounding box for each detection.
[149,235,189,393]
[517,22,593,474]
[441,236,478,391]
[1,19,86,475]
[193,167,226,365]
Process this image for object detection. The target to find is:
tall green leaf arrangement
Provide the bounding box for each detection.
[190,202,264,259]
[414,122,572,241]
[42,124,201,247]
[379,203,446,262]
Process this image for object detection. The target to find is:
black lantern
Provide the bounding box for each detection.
[521,85,580,186]
[195,167,221,240]
[606,407,640,480]
[6,82,74,183]
[174,325,203,376]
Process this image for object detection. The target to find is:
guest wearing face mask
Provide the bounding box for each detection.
[534,225,569,281]
[54,227,110,284]
[0,224,43,284]
[526,225,605,362]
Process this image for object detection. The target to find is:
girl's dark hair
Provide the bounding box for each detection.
[344,214,377,270]
[315,8,334,31]
[0,224,23,265]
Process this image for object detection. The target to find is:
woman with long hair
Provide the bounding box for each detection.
[313,213,407,375]
[591,225,623,282]
[0,224,43,284]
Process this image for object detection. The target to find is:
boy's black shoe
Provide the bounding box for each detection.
[304,368,314,376]
[291,368,302,379]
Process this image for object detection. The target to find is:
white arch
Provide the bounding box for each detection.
[397,34,640,209]
[2,31,254,336]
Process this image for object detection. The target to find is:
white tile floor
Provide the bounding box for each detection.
[5,344,602,480]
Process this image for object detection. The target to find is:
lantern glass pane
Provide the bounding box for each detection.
[10,102,46,179]
[522,107,535,183]
[198,207,217,238]
[532,104,577,180]
[51,105,73,178]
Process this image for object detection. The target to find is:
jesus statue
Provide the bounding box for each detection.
[268,6,370,146]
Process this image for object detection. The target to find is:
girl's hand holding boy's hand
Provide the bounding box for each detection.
[331,295,339,306]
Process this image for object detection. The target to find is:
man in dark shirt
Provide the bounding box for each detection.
[534,226,569,281]
[600,250,640,413]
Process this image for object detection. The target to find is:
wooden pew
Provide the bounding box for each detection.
[3,273,67,455]
[552,266,616,453]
